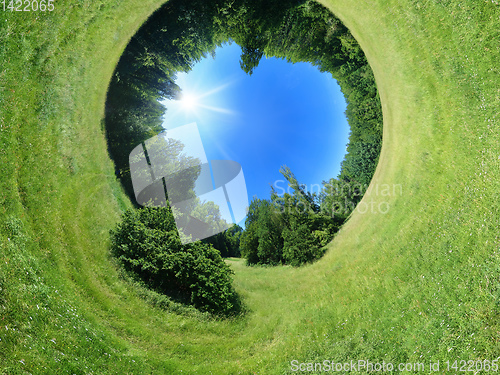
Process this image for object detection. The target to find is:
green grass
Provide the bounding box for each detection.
[1,0,500,373]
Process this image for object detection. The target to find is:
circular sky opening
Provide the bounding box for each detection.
[161,42,349,205]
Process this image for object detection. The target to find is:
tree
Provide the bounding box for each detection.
[240,198,283,265]
[240,166,341,266]
[282,220,322,267]
[105,0,384,269]
[204,224,244,258]
[339,141,381,186]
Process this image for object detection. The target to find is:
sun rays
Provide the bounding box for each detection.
[163,77,238,128]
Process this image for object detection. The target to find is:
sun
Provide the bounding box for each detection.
[180,92,198,110]
[162,79,236,125]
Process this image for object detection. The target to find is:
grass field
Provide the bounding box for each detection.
[1,0,500,373]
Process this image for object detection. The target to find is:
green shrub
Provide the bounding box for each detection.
[110,207,241,316]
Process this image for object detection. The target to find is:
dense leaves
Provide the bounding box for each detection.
[203,224,243,258]
[105,0,226,202]
[110,207,241,315]
[240,167,344,266]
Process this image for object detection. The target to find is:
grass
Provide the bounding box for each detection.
[1,0,500,373]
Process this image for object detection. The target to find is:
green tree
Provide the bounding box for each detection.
[240,166,341,267]
[105,0,384,270]
[339,141,380,186]
[204,224,243,258]
[240,198,283,265]
[282,220,322,267]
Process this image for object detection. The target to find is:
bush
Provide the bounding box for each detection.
[110,207,241,316]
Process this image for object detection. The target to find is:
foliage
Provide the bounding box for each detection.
[110,207,241,316]
[203,224,244,258]
[103,0,385,271]
[319,178,363,219]
[240,166,342,266]
[105,0,383,216]
[282,221,322,267]
[217,0,383,187]
[104,0,226,203]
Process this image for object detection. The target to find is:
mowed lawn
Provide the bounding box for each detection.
[1,0,500,373]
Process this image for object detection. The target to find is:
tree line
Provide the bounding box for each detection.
[104,0,383,313]
[212,0,383,265]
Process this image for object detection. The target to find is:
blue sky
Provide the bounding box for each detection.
[161,42,349,211]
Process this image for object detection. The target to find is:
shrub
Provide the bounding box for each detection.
[110,207,241,316]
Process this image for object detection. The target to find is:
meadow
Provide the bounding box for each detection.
[1,0,499,373]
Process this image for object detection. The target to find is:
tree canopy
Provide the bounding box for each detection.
[105,0,383,275]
